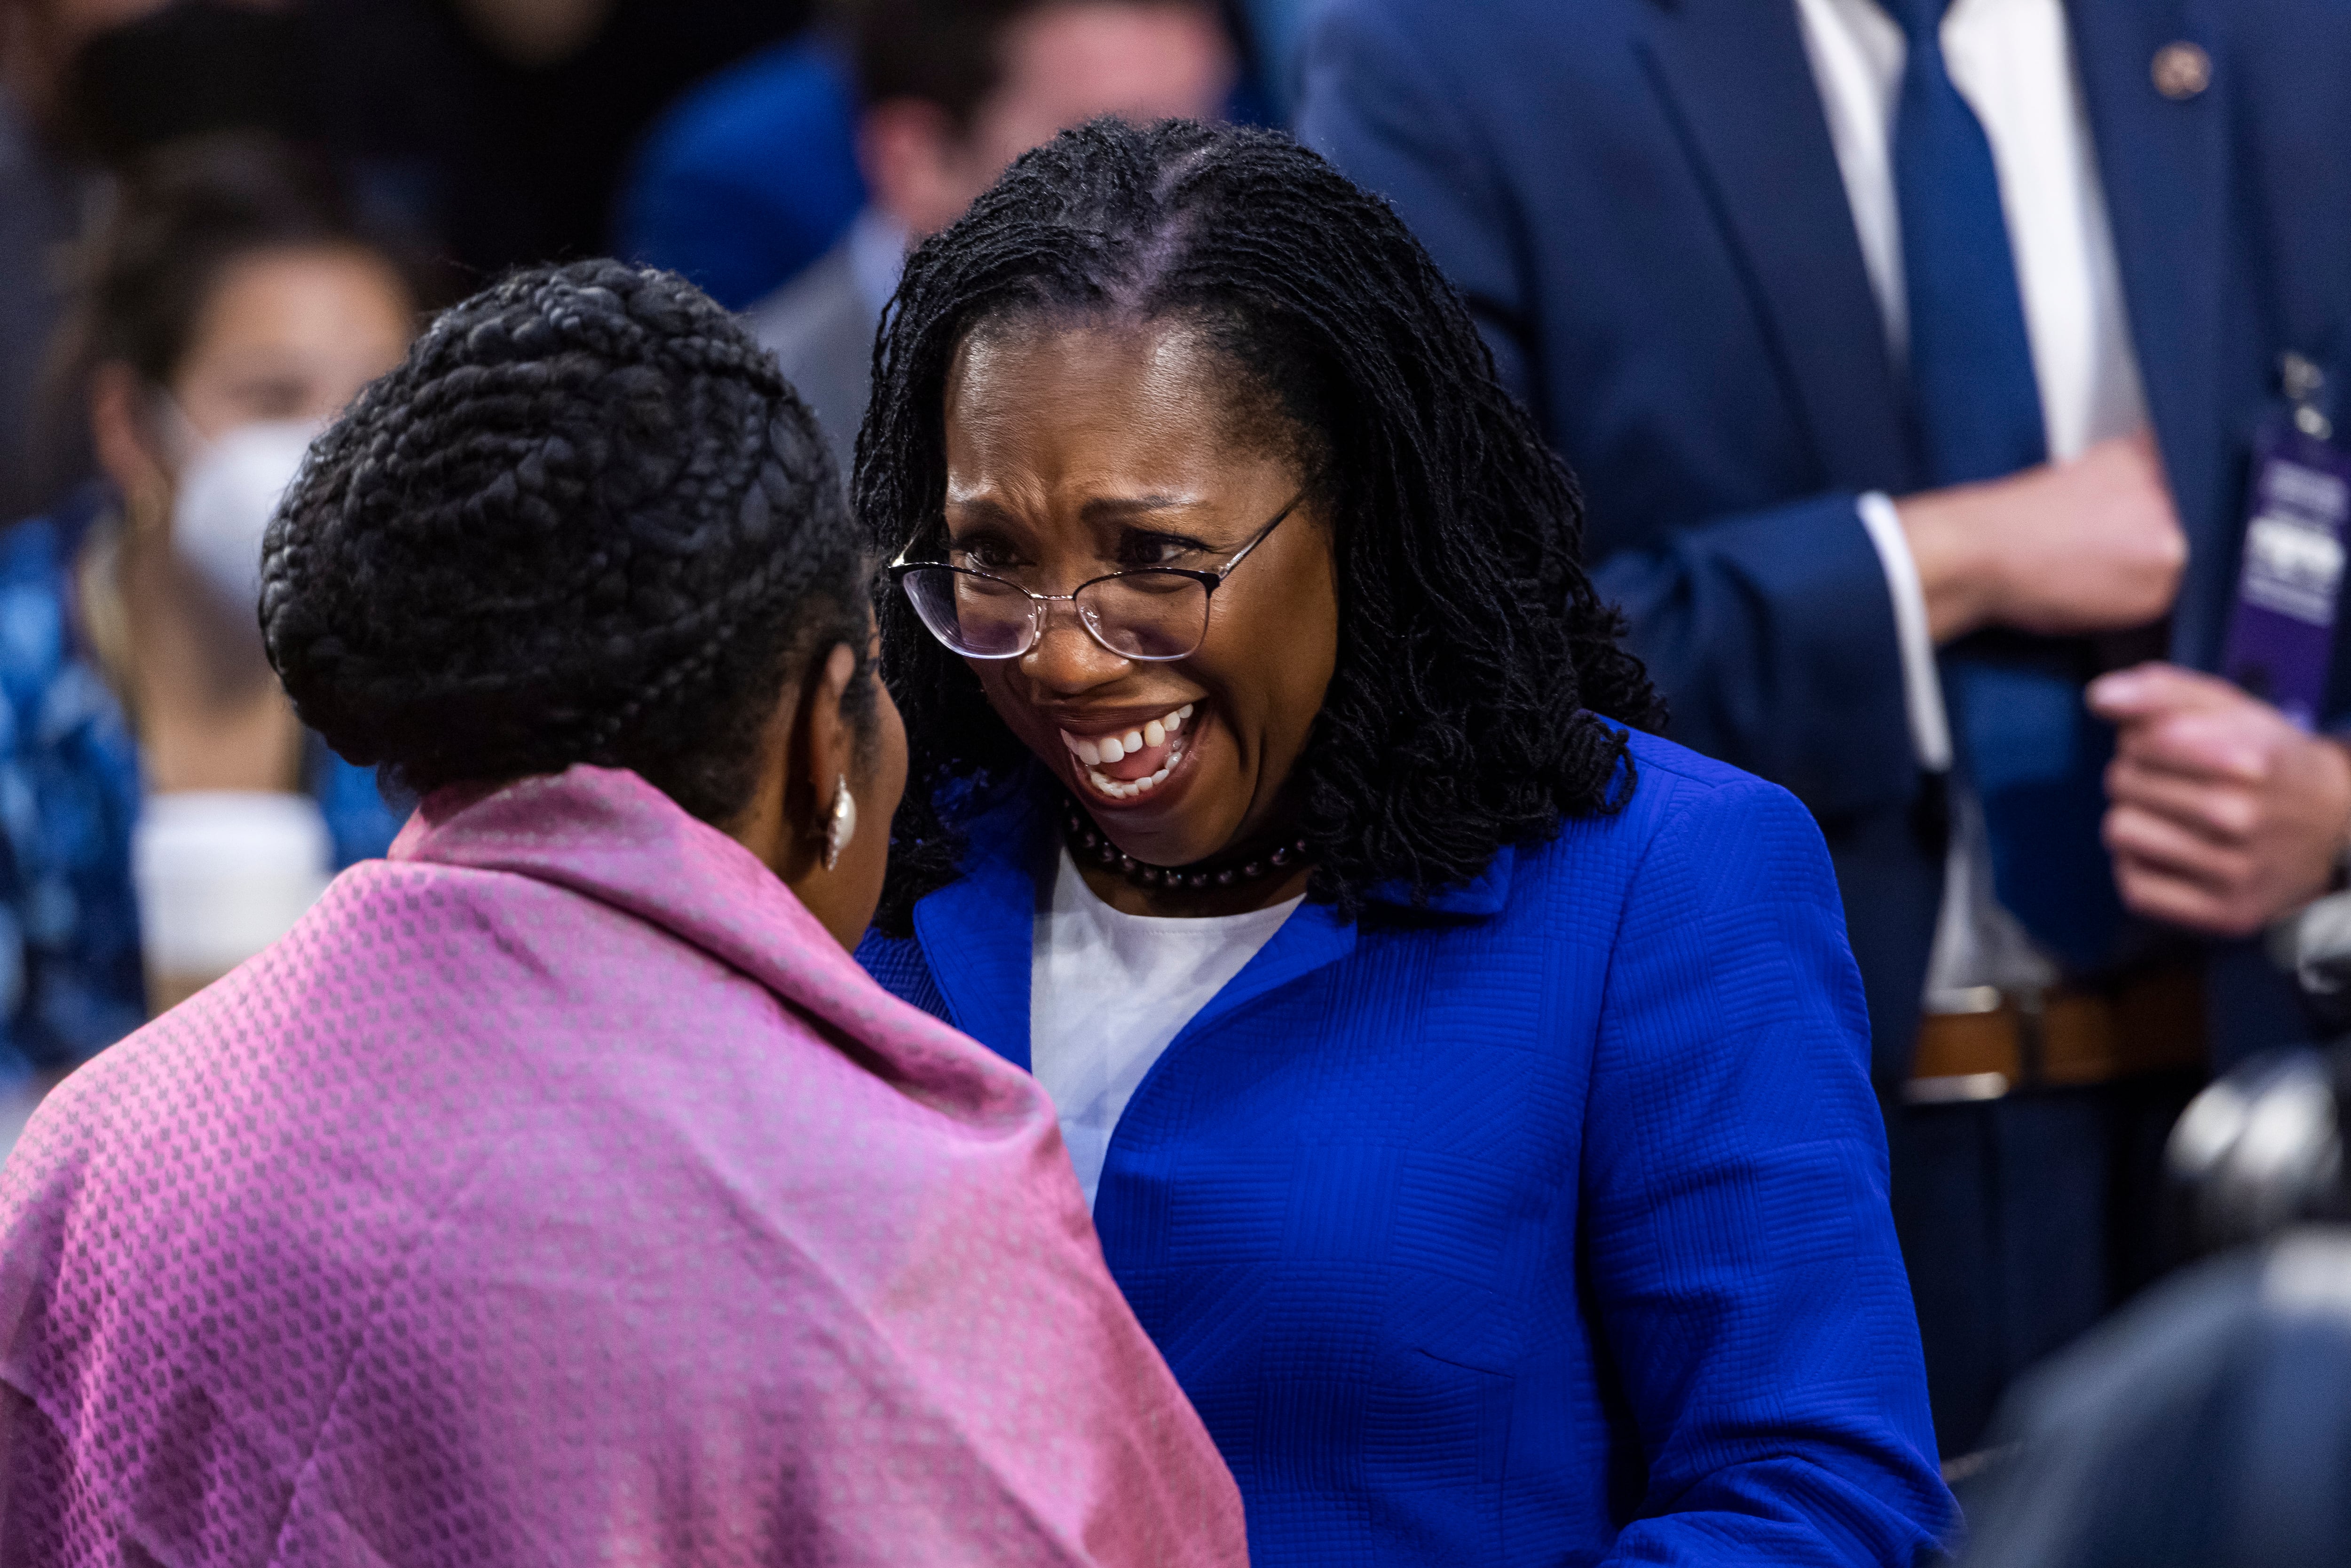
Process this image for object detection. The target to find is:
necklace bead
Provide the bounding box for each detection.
[1061,799,1307,892]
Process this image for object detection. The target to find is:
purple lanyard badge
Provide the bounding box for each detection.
[2223,353,2351,732]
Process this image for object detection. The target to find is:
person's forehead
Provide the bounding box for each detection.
[191,250,404,341]
[949,320,1235,452]
[943,334,1291,530]
[991,2,1231,121]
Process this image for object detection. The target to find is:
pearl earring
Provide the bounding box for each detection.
[822,775,856,870]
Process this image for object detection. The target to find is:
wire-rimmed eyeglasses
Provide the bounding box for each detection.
[887,498,1300,662]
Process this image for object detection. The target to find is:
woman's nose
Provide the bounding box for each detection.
[1020,600,1128,692]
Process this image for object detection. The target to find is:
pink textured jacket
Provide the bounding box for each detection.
[0,765,1246,1565]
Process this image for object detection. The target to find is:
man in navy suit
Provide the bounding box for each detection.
[1299,0,2351,1453]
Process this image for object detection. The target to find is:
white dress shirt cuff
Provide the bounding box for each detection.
[1857,491,1954,772]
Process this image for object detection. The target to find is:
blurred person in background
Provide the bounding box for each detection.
[750,0,1234,476]
[620,0,1245,331]
[1959,1228,2351,1567]
[615,32,866,313]
[3,0,366,518]
[0,134,412,1117]
[0,259,1248,1566]
[1300,0,2351,1456]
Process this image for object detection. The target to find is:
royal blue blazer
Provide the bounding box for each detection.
[858,731,1956,1566]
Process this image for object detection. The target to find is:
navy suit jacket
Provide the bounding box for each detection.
[859,733,1953,1566]
[1299,0,2351,1075]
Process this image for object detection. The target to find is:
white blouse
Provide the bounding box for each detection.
[1029,846,1302,1208]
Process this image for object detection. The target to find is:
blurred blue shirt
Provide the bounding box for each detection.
[615,34,865,311]
[0,497,403,1081]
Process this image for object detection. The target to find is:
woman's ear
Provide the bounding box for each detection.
[773,638,897,951]
[794,643,861,841]
[736,641,862,883]
[89,362,173,525]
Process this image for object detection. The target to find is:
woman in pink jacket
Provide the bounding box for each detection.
[0,260,1246,1567]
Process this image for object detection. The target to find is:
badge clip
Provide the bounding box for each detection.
[2220,355,2351,729]
[2285,351,2334,443]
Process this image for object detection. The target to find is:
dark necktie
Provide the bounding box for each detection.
[1883,0,2124,972]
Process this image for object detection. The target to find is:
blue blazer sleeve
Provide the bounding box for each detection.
[1582,773,1953,1563]
[1297,0,1921,823]
[1591,495,1917,820]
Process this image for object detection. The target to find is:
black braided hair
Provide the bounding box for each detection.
[861,118,1661,933]
[264,260,871,826]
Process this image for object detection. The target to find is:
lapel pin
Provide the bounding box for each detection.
[2152,41,2211,100]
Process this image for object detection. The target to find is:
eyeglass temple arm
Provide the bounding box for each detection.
[1215,498,1303,581]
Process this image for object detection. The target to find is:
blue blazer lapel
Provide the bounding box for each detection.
[1635,0,1913,495]
[912,790,1045,1071]
[1171,899,1358,1050]
[1169,850,1511,1048]
[2068,0,2236,666]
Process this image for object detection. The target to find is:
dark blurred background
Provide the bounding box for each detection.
[0,0,1309,520]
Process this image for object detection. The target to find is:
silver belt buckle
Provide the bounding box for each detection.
[1904,985,2040,1105]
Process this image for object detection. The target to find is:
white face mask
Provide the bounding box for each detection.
[167,418,324,609]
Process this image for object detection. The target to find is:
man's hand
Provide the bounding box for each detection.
[1901,431,2187,643]
[2088,663,2351,937]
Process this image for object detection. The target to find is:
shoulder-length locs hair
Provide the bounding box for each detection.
[860,117,1660,933]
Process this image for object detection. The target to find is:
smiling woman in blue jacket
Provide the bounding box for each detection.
[853,117,1956,1567]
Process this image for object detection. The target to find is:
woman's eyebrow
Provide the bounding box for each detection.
[941,495,1021,528]
[1078,495,1207,525]
[945,494,1211,528]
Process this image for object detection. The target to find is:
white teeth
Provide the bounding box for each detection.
[1082,733,1186,803]
[1068,704,1198,803]
[1089,766,1156,800]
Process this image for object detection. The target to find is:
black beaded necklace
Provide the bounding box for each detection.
[1060,797,1310,893]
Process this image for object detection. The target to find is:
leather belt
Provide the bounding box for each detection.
[1904,962,2205,1104]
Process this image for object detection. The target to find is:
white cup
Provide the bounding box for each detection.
[133,791,332,1007]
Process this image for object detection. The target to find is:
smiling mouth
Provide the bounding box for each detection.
[1058,703,1195,801]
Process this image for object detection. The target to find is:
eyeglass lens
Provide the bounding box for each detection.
[899,567,1212,661]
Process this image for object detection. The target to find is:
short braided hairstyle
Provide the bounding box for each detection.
[265,260,870,825]
[863,118,1660,931]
